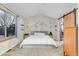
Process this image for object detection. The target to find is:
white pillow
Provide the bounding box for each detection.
[34,32,45,36]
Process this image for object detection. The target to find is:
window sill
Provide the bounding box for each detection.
[0,35,16,42]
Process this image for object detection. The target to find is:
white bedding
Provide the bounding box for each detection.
[20,35,58,48]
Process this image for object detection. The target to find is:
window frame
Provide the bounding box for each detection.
[0,8,17,40]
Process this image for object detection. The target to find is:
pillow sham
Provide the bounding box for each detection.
[34,32,45,36]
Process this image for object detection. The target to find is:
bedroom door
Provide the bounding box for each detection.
[64,9,78,56]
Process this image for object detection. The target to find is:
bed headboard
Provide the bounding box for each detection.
[30,31,48,35]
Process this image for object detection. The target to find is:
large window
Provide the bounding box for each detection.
[6,12,16,37]
[0,9,5,39]
[0,9,16,40]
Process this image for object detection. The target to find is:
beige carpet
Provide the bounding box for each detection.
[2,45,63,56]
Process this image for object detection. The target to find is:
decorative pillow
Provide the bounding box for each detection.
[34,32,45,36]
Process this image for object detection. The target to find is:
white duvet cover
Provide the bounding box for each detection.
[20,35,58,48]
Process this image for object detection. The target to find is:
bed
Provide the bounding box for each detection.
[20,31,58,48]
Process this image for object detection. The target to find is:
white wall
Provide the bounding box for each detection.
[17,17,24,42]
[24,15,59,40]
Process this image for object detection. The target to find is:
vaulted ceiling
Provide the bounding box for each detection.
[2,3,78,19]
